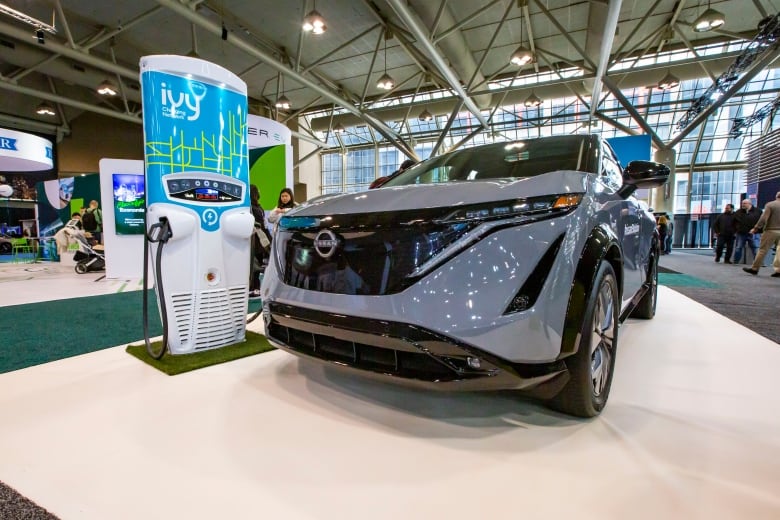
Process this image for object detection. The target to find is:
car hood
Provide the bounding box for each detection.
[294,170,590,217]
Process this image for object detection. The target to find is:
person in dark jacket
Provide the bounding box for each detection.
[733,198,762,264]
[712,203,736,263]
[249,185,273,298]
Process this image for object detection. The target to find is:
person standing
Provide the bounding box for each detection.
[267,188,298,225]
[712,203,736,263]
[664,216,674,254]
[743,191,780,277]
[733,198,762,264]
[248,185,272,298]
[82,200,103,245]
[657,215,669,254]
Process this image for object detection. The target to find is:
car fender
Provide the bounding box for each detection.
[558,223,622,359]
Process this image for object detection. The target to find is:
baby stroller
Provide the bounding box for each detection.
[72,232,105,274]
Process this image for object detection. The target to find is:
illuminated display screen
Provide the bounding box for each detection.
[166,177,242,203]
[195,187,219,201]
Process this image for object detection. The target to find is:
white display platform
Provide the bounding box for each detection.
[0,287,778,519]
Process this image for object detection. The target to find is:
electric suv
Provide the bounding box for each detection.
[261,134,669,417]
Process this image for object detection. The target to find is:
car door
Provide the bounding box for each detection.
[599,143,643,306]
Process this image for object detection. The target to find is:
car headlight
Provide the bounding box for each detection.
[440,193,583,223]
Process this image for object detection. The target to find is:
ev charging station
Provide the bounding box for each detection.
[140,55,254,355]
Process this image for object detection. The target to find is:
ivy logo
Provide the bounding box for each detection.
[160,81,207,121]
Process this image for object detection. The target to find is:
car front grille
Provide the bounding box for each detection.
[276,223,472,296]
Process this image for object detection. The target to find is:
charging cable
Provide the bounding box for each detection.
[142,218,173,359]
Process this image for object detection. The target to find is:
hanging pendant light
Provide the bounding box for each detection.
[692,1,725,32]
[418,109,433,121]
[657,71,680,90]
[35,102,56,116]
[524,92,542,107]
[510,11,535,66]
[377,29,395,90]
[303,1,326,34]
[275,73,292,110]
[275,95,291,110]
[97,79,118,96]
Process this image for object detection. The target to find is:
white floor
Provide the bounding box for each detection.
[0,262,145,306]
[1,270,779,519]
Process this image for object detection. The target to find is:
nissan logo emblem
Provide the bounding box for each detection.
[313,229,339,259]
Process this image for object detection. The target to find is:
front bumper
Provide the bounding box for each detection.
[265,302,570,395]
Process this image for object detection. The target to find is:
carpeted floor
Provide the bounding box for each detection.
[659,248,780,345]
[0,481,59,520]
[0,291,263,374]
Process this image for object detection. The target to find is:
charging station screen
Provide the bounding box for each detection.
[195,188,219,201]
[112,173,145,235]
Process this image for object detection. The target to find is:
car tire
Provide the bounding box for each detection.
[549,261,619,418]
[74,262,88,274]
[630,245,658,319]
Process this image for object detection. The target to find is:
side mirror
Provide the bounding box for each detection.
[618,160,670,198]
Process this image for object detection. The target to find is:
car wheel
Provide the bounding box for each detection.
[550,262,619,418]
[630,244,658,319]
[74,262,88,274]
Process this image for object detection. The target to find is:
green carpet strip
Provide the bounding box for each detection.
[125,330,275,375]
[0,290,262,374]
[658,273,721,288]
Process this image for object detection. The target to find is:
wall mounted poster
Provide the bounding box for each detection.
[112,173,145,235]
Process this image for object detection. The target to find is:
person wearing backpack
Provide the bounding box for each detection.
[82,200,103,245]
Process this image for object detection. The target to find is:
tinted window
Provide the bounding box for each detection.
[385,135,593,187]
[601,143,624,192]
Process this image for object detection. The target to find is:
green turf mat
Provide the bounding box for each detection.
[125,331,275,375]
[0,290,263,374]
[658,273,721,288]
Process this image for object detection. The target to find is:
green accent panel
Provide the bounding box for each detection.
[249,145,287,209]
[70,198,84,217]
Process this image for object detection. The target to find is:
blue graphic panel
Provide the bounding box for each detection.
[606,135,651,167]
[142,69,248,231]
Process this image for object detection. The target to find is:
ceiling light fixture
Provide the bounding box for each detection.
[275,72,292,110]
[97,79,118,96]
[523,92,542,108]
[302,0,326,34]
[692,1,725,32]
[377,29,395,90]
[333,123,346,134]
[35,102,56,116]
[657,70,680,90]
[510,11,535,66]
[419,109,433,121]
[524,92,542,107]
[275,94,291,110]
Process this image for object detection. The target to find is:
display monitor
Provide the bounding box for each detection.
[112,173,145,235]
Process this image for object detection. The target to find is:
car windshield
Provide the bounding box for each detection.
[385,135,592,187]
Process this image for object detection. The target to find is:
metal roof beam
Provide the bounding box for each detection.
[154,0,415,160]
[385,0,489,128]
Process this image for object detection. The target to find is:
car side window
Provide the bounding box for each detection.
[600,145,623,193]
